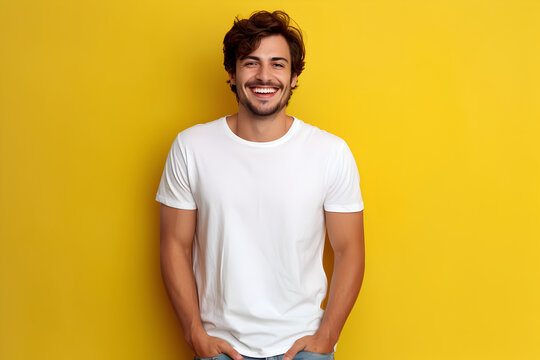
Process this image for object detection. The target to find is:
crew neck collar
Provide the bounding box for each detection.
[221,115,300,147]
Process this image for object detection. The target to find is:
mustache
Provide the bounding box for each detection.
[245,81,282,88]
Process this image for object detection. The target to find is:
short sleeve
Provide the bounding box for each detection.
[323,140,364,212]
[155,134,197,209]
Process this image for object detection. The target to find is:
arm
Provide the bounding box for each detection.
[284,210,365,360]
[159,204,243,360]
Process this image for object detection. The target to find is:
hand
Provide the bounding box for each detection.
[282,331,336,360]
[190,330,243,360]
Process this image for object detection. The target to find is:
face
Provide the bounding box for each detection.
[229,34,298,117]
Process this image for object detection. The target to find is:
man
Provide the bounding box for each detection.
[156,10,364,360]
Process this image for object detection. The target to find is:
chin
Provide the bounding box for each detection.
[247,104,285,117]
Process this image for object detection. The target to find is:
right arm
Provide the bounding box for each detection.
[159,204,243,360]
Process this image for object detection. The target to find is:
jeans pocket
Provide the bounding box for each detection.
[194,355,227,360]
[296,350,335,359]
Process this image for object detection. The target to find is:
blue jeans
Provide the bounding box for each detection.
[194,351,335,360]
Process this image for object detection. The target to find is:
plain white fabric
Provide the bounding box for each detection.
[155,116,363,357]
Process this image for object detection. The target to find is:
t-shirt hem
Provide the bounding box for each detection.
[235,345,301,358]
[155,195,197,210]
[323,203,364,212]
[230,339,339,358]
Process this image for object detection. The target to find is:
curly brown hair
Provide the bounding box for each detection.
[223,10,306,95]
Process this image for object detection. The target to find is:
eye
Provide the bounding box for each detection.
[273,63,285,68]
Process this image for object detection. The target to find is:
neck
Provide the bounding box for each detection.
[226,105,293,142]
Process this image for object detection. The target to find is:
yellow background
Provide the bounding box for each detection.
[1,0,539,359]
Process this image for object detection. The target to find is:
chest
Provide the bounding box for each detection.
[188,146,327,213]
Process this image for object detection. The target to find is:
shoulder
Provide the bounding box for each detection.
[173,117,225,147]
[295,117,347,150]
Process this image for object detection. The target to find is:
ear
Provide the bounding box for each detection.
[228,72,236,85]
[291,73,298,88]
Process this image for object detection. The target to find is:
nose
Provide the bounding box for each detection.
[255,63,272,82]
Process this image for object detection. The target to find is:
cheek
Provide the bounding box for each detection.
[236,74,252,86]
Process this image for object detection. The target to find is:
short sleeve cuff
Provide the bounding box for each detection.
[155,194,197,210]
[323,202,364,213]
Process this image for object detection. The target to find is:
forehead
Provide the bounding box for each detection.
[243,34,291,60]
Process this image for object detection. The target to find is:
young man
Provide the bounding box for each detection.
[156,10,365,360]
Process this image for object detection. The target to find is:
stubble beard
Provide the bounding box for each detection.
[239,84,293,117]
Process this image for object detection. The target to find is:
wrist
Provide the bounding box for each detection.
[316,323,340,345]
[185,324,207,347]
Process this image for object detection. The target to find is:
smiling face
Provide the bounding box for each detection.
[229,34,298,117]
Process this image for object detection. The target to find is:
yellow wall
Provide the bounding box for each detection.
[1,0,539,359]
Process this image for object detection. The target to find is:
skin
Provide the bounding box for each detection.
[159,34,365,360]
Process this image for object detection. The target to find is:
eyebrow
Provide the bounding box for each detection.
[243,56,289,63]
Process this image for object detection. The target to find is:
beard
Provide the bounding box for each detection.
[238,82,293,117]
[244,96,284,116]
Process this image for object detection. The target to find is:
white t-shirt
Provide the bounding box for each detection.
[155,116,363,357]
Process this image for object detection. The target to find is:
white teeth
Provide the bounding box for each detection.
[253,87,277,94]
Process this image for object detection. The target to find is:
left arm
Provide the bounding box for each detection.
[284,210,365,360]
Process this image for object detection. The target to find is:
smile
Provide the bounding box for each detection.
[249,87,279,98]
[252,87,278,94]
